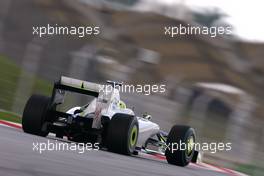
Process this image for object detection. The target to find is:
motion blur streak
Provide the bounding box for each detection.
[0,0,263,175]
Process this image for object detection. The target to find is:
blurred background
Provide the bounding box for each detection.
[0,0,263,175]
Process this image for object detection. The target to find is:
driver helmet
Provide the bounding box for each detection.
[118,100,126,109]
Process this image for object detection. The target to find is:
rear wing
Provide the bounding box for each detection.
[51,76,101,106]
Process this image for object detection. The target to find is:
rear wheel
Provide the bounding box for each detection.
[165,125,196,166]
[106,114,138,155]
[22,94,51,137]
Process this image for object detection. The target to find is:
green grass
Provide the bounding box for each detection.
[0,110,21,123]
[0,55,52,111]
[235,164,264,176]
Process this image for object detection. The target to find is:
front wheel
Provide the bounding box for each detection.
[165,125,196,167]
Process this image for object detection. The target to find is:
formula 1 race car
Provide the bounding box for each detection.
[22,76,198,166]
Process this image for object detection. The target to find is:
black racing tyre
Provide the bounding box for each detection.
[106,114,138,155]
[22,94,51,137]
[165,125,196,167]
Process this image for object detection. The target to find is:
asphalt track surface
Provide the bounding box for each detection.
[0,126,230,176]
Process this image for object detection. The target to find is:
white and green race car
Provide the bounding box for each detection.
[22,76,198,166]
